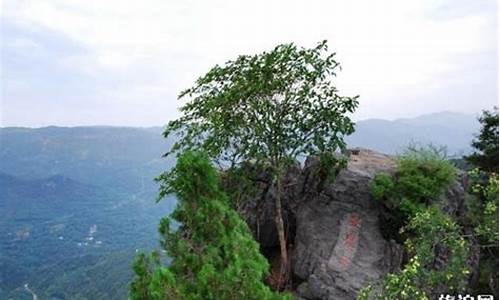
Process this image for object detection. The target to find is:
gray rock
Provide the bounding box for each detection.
[229,148,474,300]
[292,149,402,300]
[296,282,314,299]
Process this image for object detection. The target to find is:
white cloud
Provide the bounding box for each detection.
[2,0,497,126]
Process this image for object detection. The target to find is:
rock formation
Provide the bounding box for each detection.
[231,148,474,300]
[292,150,403,300]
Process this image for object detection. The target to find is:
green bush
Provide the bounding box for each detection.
[372,146,456,217]
[130,151,290,300]
[359,207,469,300]
[316,152,348,185]
[462,169,499,295]
[469,171,499,244]
[371,173,394,201]
[403,207,469,291]
[396,146,456,204]
[358,257,428,300]
[361,146,469,299]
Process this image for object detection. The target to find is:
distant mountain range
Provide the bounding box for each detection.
[0,112,480,168]
[0,126,176,193]
[0,111,480,299]
[347,111,480,156]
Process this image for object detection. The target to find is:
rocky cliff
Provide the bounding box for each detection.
[233,148,475,300]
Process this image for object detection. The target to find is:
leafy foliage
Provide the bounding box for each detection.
[315,152,348,184]
[219,161,269,210]
[162,40,359,285]
[403,208,469,291]
[130,151,290,300]
[467,169,499,245]
[360,207,469,300]
[462,108,499,294]
[395,146,455,204]
[371,173,395,203]
[164,41,358,165]
[358,257,428,300]
[466,108,499,173]
[361,146,469,299]
[372,146,456,218]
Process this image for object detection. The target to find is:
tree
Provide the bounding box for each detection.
[466,169,499,295]
[163,41,359,286]
[462,107,499,295]
[466,108,498,173]
[130,151,289,300]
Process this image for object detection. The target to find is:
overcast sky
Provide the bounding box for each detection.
[1,0,498,127]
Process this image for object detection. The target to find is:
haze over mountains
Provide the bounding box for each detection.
[347,111,480,156]
[0,127,176,299]
[0,111,480,299]
[1,110,480,161]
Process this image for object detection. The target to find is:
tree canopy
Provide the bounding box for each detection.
[164,40,358,167]
[466,108,499,173]
[162,41,358,287]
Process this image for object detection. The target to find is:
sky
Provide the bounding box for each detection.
[1,0,498,127]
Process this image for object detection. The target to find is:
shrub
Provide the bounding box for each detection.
[130,151,290,300]
[372,145,456,218]
[472,172,499,244]
[395,146,456,203]
[362,146,469,299]
[358,257,429,300]
[371,173,394,201]
[403,207,469,291]
[359,207,469,300]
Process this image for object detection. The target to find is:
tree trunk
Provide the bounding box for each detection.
[274,175,289,290]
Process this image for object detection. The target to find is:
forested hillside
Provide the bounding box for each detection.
[0,127,175,299]
[0,114,482,299]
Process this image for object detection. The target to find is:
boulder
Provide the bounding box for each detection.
[292,149,403,300]
[230,148,475,299]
